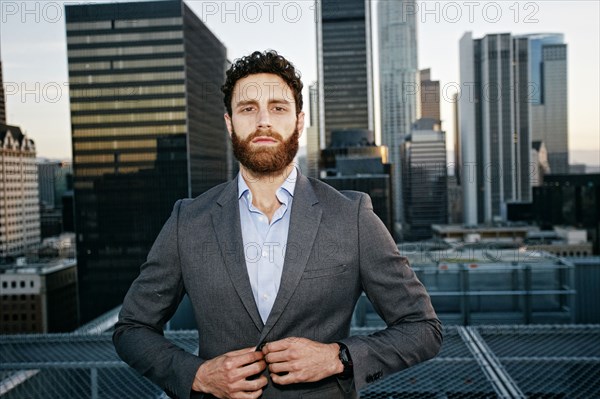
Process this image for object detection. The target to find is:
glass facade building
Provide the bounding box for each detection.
[317,0,374,148]
[524,34,569,174]
[401,122,447,241]
[66,0,228,322]
[305,83,320,179]
[0,57,5,124]
[378,0,418,237]
[320,130,393,233]
[459,33,532,225]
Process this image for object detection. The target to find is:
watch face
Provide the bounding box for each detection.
[340,347,352,364]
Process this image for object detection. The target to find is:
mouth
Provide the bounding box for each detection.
[251,136,279,144]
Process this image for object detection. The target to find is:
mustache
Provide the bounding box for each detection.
[245,130,284,142]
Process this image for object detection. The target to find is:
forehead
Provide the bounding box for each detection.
[232,73,293,102]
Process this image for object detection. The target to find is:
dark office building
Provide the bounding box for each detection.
[321,130,393,234]
[0,55,5,124]
[534,174,600,254]
[507,174,600,254]
[317,0,373,146]
[401,119,448,241]
[66,0,228,322]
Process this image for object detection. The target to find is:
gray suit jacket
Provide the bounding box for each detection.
[113,173,442,399]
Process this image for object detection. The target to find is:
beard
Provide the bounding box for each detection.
[231,127,300,175]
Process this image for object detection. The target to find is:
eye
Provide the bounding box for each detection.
[273,106,286,112]
[241,106,255,112]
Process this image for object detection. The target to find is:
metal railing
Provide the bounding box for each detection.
[2,325,599,398]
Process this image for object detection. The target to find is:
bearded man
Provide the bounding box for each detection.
[113,50,442,399]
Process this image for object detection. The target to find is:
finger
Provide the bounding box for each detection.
[242,387,264,399]
[232,351,265,368]
[228,346,259,356]
[237,360,267,379]
[263,337,298,353]
[264,349,291,364]
[270,371,298,385]
[232,375,268,393]
[268,361,292,374]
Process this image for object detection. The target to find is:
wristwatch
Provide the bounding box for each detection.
[337,343,354,379]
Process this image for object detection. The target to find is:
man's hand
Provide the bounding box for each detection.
[192,347,267,399]
[262,337,343,385]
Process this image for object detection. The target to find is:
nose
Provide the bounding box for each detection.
[256,108,271,130]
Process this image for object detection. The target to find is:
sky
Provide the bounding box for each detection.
[0,0,599,165]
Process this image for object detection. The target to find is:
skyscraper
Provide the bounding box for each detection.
[419,68,440,123]
[305,82,320,178]
[321,129,393,232]
[524,34,569,174]
[317,0,374,148]
[459,32,532,225]
[0,49,6,124]
[66,0,228,322]
[378,0,418,238]
[0,124,40,258]
[402,119,447,240]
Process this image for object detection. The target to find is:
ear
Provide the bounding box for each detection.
[224,113,233,137]
[296,111,305,137]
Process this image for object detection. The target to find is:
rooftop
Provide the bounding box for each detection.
[0,258,76,275]
[1,324,598,398]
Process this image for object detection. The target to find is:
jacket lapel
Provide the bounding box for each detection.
[211,177,263,332]
[258,174,322,344]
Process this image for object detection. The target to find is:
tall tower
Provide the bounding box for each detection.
[419,68,440,123]
[317,0,374,148]
[0,125,40,258]
[66,0,228,322]
[0,45,6,124]
[459,32,532,225]
[402,120,447,240]
[378,0,418,237]
[524,34,568,174]
[305,82,320,178]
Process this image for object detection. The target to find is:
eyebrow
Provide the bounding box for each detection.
[234,98,292,108]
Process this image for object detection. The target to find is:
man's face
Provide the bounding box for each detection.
[225,73,305,174]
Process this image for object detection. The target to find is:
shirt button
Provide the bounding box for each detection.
[262,294,269,301]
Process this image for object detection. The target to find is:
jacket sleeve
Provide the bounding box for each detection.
[338,193,443,392]
[113,199,204,399]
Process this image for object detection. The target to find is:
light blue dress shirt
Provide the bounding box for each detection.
[238,167,297,323]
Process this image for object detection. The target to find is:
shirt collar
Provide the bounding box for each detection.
[237,166,298,201]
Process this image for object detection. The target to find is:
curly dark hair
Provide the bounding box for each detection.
[221,50,303,116]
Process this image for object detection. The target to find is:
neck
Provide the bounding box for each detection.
[240,164,294,209]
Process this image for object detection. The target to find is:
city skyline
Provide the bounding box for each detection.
[1,0,599,166]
